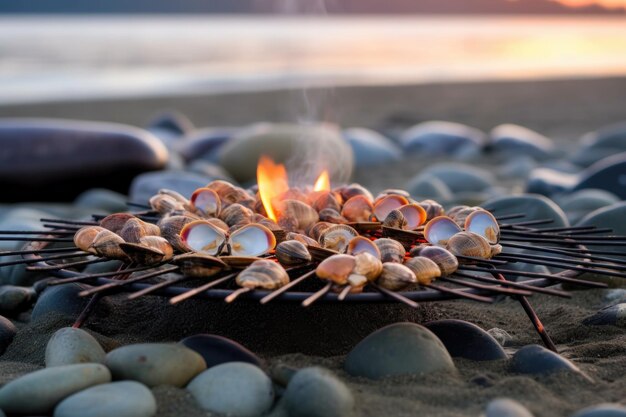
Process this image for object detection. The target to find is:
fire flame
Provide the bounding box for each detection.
[257,156,331,222]
[257,156,289,222]
[313,170,330,192]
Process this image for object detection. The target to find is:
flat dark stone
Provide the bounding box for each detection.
[0,119,168,201]
[574,152,626,199]
[425,319,508,361]
[31,283,93,322]
[180,334,264,369]
[0,314,16,355]
[178,127,237,162]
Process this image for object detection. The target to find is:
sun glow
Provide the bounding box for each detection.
[557,0,626,8]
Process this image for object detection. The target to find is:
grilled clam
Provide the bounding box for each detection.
[318,208,349,224]
[413,245,458,276]
[382,209,407,229]
[190,188,221,217]
[306,222,332,242]
[118,218,160,243]
[119,236,174,265]
[419,199,445,221]
[99,213,136,234]
[424,216,462,246]
[236,260,289,290]
[229,223,276,257]
[337,183,374,203]
[353,252,383,281]
[374,238,406,263]
[464,209,500,244]
[206,180,255,207]
[220,203,254,227]
[89,229,128,260]
[377,263,417,291]
[74,226,107,254]
[347,236,381,259]
[398,204,427,230]
[341,195,374,222]
[372,194,409,222]
[172,253,228,278]
[158,215,195,252]
[316,254,356,285]
[275,240,312,266]
[404,256,441,285]
[447,231,502,259]
[286,232,320,247]
[179,220,228,255]
[320,224,359,253]
[150,194,185,215]
[277,199,319,233]
[311,191,342,213]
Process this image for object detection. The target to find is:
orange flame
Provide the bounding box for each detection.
[313,170,330,192]
[257,156,289,222]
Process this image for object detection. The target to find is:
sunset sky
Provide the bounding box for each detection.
[558,0,626,7]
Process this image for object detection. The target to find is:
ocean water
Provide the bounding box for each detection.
[1,15,626,104]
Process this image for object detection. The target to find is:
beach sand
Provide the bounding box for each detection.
[0,77,625,416]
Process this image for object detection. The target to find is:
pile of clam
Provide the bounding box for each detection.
[71,180,503,299]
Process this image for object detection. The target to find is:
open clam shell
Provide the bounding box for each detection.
[190,188,222,217]
[320,224,359,253]
[373,195,409,222]
[179,220,228,255]
[398,204,427,230]
[229,223,277,257]
[347,236,381,259]
[341,195,374,223]
[464,209,500,244]
[424,216,462,246]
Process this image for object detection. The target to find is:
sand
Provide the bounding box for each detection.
[0,77,625,416]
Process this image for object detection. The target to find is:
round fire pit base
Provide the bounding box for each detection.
[82,290,439,356]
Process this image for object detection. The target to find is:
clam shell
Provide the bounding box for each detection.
[382,209,407,230]
[74,226,106,254]
[221,256,265,268]
[377,263,417,291]
[206,180,255,207]
[236,260,289,290]
[306,245,339,262]
[306,222,332,242]
[286,232,319,247]
[404,256,441,285]
[316,254,356,285]
[158,215,195,252]
[353,252,383,281]
[341,195,374,222]
[190,187,221,217]
[150,194,184,215]
[119,236,172,265]
[99,213,135,234]
[446,231,492,259]
[276,240,312,266]
[230,223,277,257]
[450,206,481,228]
[337,183,373,203]
[158,188,189,204]
[118,218,148,243]
[373,195,409,222]
[220,203,254,227]
[318,208,348,224]
[414,246,458,276]
[179,220,228,255]
[320,224,359,253]
[90,229,128,260]
[277,199,319,233]
[398,204,427,230]
[420,199,445,221]
[374,238,406,263]
[424,216,462,246]
[347,236,381,259]
[172,253,227,278]
[311,191,342,213]
[464,209,500,244]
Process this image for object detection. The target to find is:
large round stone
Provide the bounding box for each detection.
[582,304,626,328]
[342,127,401,167]
[129,170,213,204]
[53,381,157,417]
[0,315,16,355]
[177,127,237,162]
[0,363,111,415]
[556,189,620,225]
[570,404,626,417]
[571,122,626,167]
[573,152,626,199]
[485,398,534,417]
[490,124,555,160]
[424,319,508,361]
[0,119,168,201]
[283,367,354,417]
[218,123,354,184]
[31,283,92,322]
[187,362,274,417]
[180,334,263,369]
[400,121,487,156]
[419,163,495,193]
[482,194,569,229]
[45,327,106,367]
[525,168,577,197]
[105,343,206,387]
[344,322,455,379]
[0,285,35,315]
[405,174,454,202]
[74,188,128,213]
[510,345,588,379]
